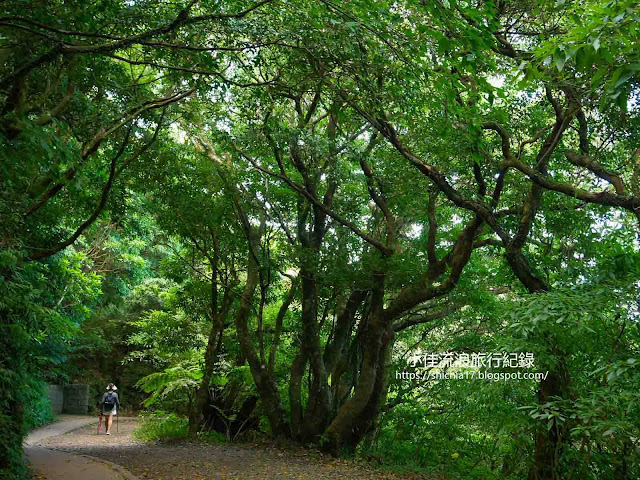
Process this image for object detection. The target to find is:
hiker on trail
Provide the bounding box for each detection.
[101,383,120,435]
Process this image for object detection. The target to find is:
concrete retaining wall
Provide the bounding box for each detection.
[47,385,64,414]
[47,384,92,414]
[62,384,90,414]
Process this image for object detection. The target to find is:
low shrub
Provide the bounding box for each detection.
[133,412,188,442]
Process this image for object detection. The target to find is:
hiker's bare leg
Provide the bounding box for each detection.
[106,414,113,432]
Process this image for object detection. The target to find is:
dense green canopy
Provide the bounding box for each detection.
[1,1,639,479]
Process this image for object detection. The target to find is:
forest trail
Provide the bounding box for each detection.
[35,417,433,479]
[24,415,139,480]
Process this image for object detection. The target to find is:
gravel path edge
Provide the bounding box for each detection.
[75,451,141,480]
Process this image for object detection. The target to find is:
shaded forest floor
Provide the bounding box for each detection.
[40,418,442,480]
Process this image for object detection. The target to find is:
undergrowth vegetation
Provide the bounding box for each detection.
[133,413,190,442]
[2,1,640,479]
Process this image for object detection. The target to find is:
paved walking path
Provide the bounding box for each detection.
[24,415,138,480]
[33,416,430,479]
[24,415,96,446]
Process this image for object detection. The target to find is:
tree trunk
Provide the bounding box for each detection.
[188,314,223,436]
[323,272,387,453]
[505,247,548,293]
[289,350,307,439]
[353,325,395,450]
[509,261,570,480]
[189,242,225,437]
[297,268,332,442]
[527,365,570,480]
[235,226,291,437]
[324,290,367,375]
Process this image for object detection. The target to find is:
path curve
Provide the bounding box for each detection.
[38,417,433,479]
[24,415,139,480]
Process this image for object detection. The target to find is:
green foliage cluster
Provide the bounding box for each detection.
[132,412,190,442]
[0,251,102,478]
[2,0,640,479]
[136,365,203,410]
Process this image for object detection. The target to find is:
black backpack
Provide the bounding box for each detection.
[103,392,116,411]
